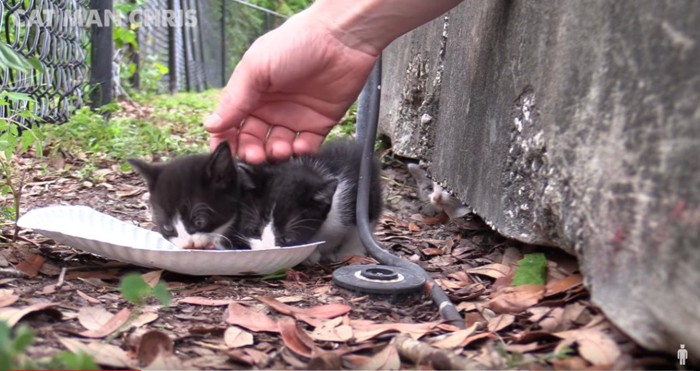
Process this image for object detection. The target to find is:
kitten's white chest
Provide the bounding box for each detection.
[249,220,276,250]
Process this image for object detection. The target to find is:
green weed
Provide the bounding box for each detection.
[0,321,98,371]
[512,252,548,286]
[119,273,171,307]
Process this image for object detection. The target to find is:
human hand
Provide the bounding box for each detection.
[204,11,378,164]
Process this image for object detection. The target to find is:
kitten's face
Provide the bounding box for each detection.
[129,142,257,249]
[407,163,470,218]
[247,164,337,250]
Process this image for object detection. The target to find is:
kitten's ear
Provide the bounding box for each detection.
[407,163,430,183]
[206,141,236,187]
[128,159,161,190]
[313,178,338,205]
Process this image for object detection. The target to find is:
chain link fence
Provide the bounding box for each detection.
[132,0,286,93]
[0,0,286,125]
[0,0,90,125]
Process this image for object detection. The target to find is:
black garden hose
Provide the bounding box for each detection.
[355,56,465,328]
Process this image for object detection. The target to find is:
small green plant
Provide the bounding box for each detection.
[512,252,548,286]
[327,103,357,141]
[0,42,42,72]
[0,91,43,237]
[119,273,171,307]
[0,321,98,370]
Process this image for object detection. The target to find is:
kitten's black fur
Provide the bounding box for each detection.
[251,139,383,263]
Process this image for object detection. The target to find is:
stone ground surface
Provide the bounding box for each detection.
[0,141,678,369]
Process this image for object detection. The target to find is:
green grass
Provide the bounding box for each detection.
[41,90,219,170]
[39,88,361,175]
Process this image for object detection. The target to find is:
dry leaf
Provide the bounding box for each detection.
[75,290,101,305]
[224,326,254,348]
[312,285,332,295]
[431,323,479,349]
[488,284,545,313]
[227,348,269,367]
[545,274,583,296]
[257,296,351,321]
[38,261,61,276]
[78,306,114,331]
[0,302,60,327]
[554,328,621,366]
[460,332,492,348]
[179,296,233,306]
[308,351,343,369]
[131,312,159,328]
[225,302,279,333]
[142,270,163,288]
[501,247,524,266]
[538,307,566,332]
[465,263,511,279]
[421,247,443,256]
[354,343,400,370]
[58,337,133,368]
[279,318,316,358]
[351,321,438,343]
[408,223,421,232]
[16,255,45,278]
[550,356,589,369]
[136,330,174,367]
[487,314,515,332]
[563,302,589,324]
[504,342,541,353]
[144,352,185,370]
[277,295,304,303]
[0,294,19,308]
[78,307,131,338]
[456,300,487,313]
[435,278,466,291]
[310,317,354,342]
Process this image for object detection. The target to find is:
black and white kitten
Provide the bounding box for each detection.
[128,142,261,250]
[407,163,470,219]
[245,139,383,264]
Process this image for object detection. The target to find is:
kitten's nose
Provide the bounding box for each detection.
[431,193,442,204]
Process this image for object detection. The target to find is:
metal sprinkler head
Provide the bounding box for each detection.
[332,264,426,296]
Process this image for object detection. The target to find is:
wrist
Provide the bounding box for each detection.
[304,0,462,56]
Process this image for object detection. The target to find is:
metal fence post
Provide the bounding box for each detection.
[168,0,178,93]
[89,0,114,109]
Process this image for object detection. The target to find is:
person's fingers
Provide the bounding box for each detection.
[204,66,261,134]
[293,131,326,156]
[208,127,239,154]
[238,116,271,164]
[252,99,341,133]
[266,126,296,162]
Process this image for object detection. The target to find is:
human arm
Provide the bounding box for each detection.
[204,0,462,164]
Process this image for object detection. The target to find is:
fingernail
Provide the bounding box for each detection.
[204,113,222,131]
[244,148,264,164]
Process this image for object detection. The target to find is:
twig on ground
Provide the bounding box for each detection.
[56,267,67,288]
[0,267,28,278]
[395,334,480,370]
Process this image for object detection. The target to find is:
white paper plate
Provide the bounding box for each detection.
[17,205,320,276]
